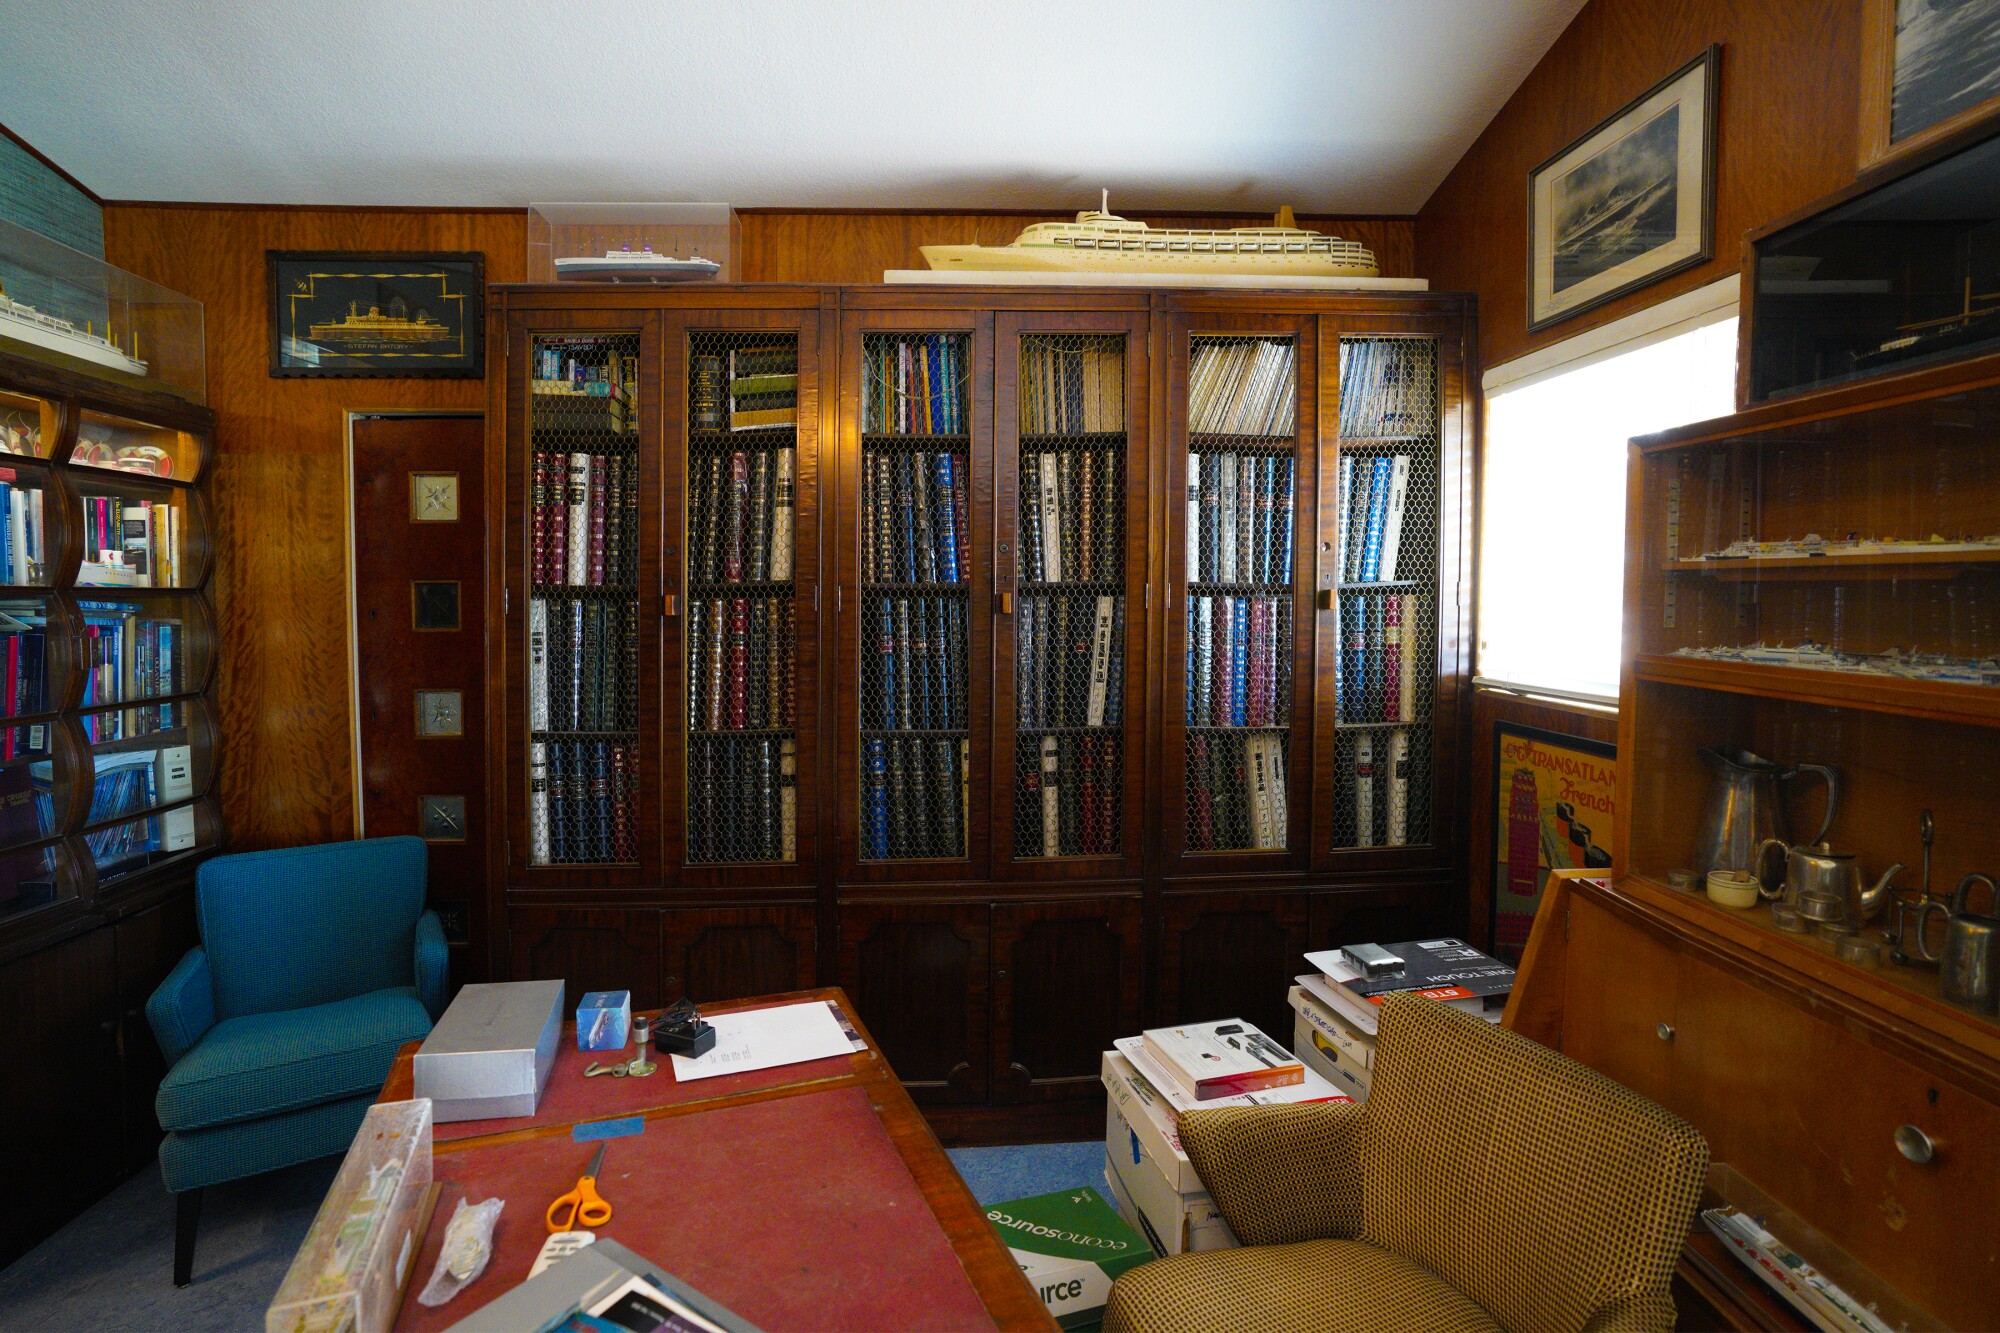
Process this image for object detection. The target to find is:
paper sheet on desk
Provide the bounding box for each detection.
[671,1001,855,1081]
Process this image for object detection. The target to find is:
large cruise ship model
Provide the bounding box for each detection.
[0,280,148,376]
[554,244,721,282]
[922,193,1379,278]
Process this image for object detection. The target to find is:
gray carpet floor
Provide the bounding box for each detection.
[0,1141,1105,1332]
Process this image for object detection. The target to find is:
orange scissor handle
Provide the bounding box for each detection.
[545,1174,613,1233]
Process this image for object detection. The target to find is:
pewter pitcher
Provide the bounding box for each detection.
[1691,748,1837,878]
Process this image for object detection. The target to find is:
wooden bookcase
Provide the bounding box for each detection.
[0,346,219,1264]
[485,284,1473,1136]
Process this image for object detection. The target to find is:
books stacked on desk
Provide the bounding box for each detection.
[78,491,176,587]
[1141,1018,1303,1100]
[1297,939,1515,1038]
[862,331,971,861]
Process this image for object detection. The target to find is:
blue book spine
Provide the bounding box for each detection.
[1105,598,1124,727]
[866,738,890,857]
[932,597,953,729]
[1359,457,1392,582]
[876,598,897,731]
[934,453,960,584]
[1343,593,1368,723]
[927,337,946,434]
[0,483,12,582]
[549,743,569,863]
[1184,598,1196,721]
[1274,457,1296,585]
[1224,596,1240,728]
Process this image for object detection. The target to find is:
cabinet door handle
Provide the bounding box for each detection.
[997,591,1013,615]
[662,593,678,617]
[1655,1023,1675,1042]
[1895,1124,1937,1164]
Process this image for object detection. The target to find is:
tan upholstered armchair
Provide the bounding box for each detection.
[1104,994,1708,1333]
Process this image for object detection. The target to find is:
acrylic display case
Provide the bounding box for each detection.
[526,203,740,283]
[0,217,205,404]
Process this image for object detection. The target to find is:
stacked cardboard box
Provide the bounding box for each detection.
[1287,983,1374,1102]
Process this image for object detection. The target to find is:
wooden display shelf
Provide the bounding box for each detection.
[1663,548,2000,581]
[1633,652,2000,727]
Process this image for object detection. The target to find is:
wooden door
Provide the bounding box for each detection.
[1156,889,1310,1045]
[837,900,989,1103]
[990,311,1151,880]
[1559,891,1680,1109]
[660,308,824,886]
[834,310,995,882]
[1159,312,1317,874]
[991,896,1143,1102]
[659,905,816,1006]
[351,413,487,977]
[507,906,663,1008]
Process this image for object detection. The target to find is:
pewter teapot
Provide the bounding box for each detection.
[1692,748,1837,878]
[1755,838,1903,929]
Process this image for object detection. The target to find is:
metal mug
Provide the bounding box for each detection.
[1916,873,2000,1012]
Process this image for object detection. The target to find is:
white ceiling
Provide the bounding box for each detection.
[0,0,1585,214]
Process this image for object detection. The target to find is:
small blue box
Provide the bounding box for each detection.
[576,990,632,1051]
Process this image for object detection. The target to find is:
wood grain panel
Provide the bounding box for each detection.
[100,206,526,850]
[837,900,989,1104]
[660,905,817,1005]
[1157,890,1310,1044]
[990,896,1142,1101]
[1562,891,1680,1108]
[1415,0,1863,372]
[506,905,663,1008]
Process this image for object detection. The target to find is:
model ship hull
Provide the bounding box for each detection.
[922,243,1377,278]
[554,257,721,283]
[0,307,147,376]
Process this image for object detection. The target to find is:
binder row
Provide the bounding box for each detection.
[861,450,969,586]
[1017,592,1123,732]
[865,334,967,435]
[1340,590,1420,725]
[528,740,637,865]
[863,593,968,732]
[1015,733,1121,858]
[862,736,969,860]
[1021,340,1126,435]
[1185,595,1292,729]
[1185,732,1289,852]
[531,451,639,588]
[1188,338,1298,437]
[688,735,797,863]
[1185,452,1295,586]
[1339,339,1431,438]
[688,447,796,587]
[686,596,795,733]
[1018,448,1123,585]
[528,597,638,735]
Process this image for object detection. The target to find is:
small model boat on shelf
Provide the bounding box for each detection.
[554,244,721,283]
[922,192,1379,278]
[0,280,148,376]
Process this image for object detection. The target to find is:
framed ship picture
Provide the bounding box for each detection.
[1526,47,1719,333]
[1490,723,1615,965]
[1860,0,2000,168]
[268,251,484,378]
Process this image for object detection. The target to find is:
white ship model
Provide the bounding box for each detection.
[0,280,148,376]
[923,193,1378,278]
[554,244,721,283]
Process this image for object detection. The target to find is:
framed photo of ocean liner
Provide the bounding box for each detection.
[1859,0,2000,169]
[1526,47,1719,333]
[267,251,484,378]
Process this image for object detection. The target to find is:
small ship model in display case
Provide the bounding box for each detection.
[554,244,722,283]
[0,279,147,376]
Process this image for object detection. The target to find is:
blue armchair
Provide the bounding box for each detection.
[146,836,448,1286]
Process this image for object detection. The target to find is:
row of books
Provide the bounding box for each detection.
[691,344,799,433]
[0,476,45,586]
[80,494,182,589]
[864,594,968,733]
[532,341,636,434]
[1015,732,1121,857]
[687,447,796,587]
[686,596,795,733]
[1299,938,1513,1037]
[84,743,196,844]
[1021,340,1126,435]
[530,452,640,589]
[864,334,967,436]
[860,450,969,586]
[1016,592,1123,731]
[687,734,797,863]
[1185,731,1288,851]
[528,598,639,735]
[79,601,181,740]
[1018,449,1123,585]
[862,736,969,860]
[1338,340,1430,438]
[1185,452,1295,586]
[0,611,48,742]
[1335,454,1412,584]
[1188,338,1297,437]
[1184,595,1292,729]
[1339,591,1419,724]
[1345,728,1415,848]
[528,740,636,865]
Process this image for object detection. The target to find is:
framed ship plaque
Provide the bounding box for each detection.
[267,251,484,378]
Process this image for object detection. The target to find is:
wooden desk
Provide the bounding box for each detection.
[378,987,1054,1332]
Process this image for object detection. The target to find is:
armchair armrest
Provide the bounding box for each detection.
[145,947,215,1068]
[414,910,449,1019]
[1180,1101,1368,1246]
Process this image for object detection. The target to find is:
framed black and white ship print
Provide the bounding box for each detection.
[1861,0,2000,168]
[1526,47,1719,333]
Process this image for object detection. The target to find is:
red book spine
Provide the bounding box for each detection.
[1100,738,1118,852]
[728,597,749,729]
[530,454,549,583]
[951,453,970,583]
[612,744,633,861]
[546,461,569,586]
[1246,598,1266,727]
[1079,737,1097,855]
[725,451,749,582]
[1190,733,1213,850]
[588,455,609,586]
[1210,599,1230,726]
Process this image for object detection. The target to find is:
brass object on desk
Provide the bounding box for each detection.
[626,1014,658,1078]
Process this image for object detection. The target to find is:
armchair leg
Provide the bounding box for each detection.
[173,1188,203,1287]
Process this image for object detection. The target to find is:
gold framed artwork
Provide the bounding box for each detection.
[410,471,459,522]
[267,251,484,378]
[1860,0,2000,169]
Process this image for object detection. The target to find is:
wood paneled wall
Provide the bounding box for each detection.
[1414,0,1863,371]
[97,203,1407,852]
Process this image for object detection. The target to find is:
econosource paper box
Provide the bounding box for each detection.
[985,1186,1153,1329]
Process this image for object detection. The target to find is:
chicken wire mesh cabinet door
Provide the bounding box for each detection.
[995,314,1149,880]
[1167,315,1316,872]
[522,329,646,876]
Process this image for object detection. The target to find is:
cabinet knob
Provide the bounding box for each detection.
[995,969,1008,980]
[662,975,679,988]
[1655,1023,1675,1042]
[1894,1124,1937,1164]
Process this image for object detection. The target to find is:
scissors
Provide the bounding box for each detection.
[545,1143,614,1233]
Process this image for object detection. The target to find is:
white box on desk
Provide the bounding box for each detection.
[1293,1012,1371,1102]
[1287,983,1375,1069]
[414,979,563,1122]
[1103,1096,1238,1256]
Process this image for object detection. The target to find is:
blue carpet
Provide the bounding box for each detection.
[0,1141,1102,1331]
